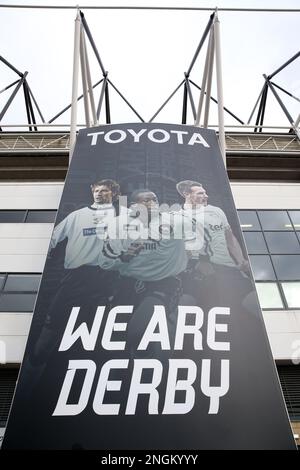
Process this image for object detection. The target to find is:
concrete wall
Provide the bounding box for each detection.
[0,182,299,363]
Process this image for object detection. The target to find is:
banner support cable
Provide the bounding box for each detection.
[0,71,27,121]
[79,25,91,127]
[0,79,20,95]
[49,79,103,124]
[181,82,188,124]
[80,11,106,77]
[149,79,185,122]
[106,78,144,122]
[268,50,300,80]
[23,82,33,131]
[69,9,81,159]
[195,27,213,126]
[294,113,300,128]
[82,30,97,125]
[214,10,226,164]
[266,75,300,140]
[270,81,300,103]
[96,76,107,121]
[258,83,268,133]
[27,83,45,123]
[190,79,244,124]
[105,80,111,124]
[266,75,294,124]
[0,55,23,77]
[203,27,215,128]
[185,76,197,121]
[186,12,215,76]
[254,82,267,133]
[24,81,38,131]
[247,84,265,124]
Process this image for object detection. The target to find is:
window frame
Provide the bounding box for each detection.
[0,209,57,223]
[0,273,41,313]
[238,209,300,311]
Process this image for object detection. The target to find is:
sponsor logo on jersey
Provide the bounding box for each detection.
[208,223,224,232]
[82,227,97,236]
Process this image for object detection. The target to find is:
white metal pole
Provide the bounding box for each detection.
[293,116,300,141]
[203,30,215,128]
[214,10,226,165]
[294,112,300,128]
[80,25,91,127]
[82,31,97,126]
[69,10,81,160]
[195,27,213,126]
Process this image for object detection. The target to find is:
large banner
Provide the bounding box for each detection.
[3,124,296,450]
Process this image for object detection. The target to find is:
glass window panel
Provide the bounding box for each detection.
[0,275,6,290]
[258,211,292,231]
[255,283,283,309]
[237,210,260,231]
[264,232,300,254]
[249,255,276,280]
[26,210,57,223]
[281,282,300,308]
[0,210,26,223]
[0,293,37,312]
[4,274,41,292]
[272,255,300,280]
[243,232,267,254]
[288,211,300,230]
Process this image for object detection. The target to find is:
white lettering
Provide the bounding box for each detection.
[59,306,105,351]
[93,359,129,415]
[102,305,133,350]
[162,359,196,414]
[148,129,170,143]
[201,359,230,414]
[188,132,210,147]
[53,359,96,416]
[207,307,230,351]
[125,359,163,415]
[104,129,126,143]
[127,128,147,142]
[174,306,204,350]
[87,131,104,145]
[138,305,170,350]
[170,129,189,144]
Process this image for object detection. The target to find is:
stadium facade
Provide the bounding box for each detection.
[0,129,299,447]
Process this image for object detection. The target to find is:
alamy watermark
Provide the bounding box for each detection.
[94,196,205,247]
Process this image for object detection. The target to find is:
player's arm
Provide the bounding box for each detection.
[49,214,72,250]
[99,239,123,270]
[225,227,249,273]
[99,238,143,270]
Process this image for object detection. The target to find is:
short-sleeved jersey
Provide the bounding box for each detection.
[99,212,187,281]
[181,204,235,267]
[50,204,115,269]
[203,205,235,267]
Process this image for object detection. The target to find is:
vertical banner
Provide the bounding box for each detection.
[3,124,296,449]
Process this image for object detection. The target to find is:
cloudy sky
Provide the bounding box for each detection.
[1,0,300,131]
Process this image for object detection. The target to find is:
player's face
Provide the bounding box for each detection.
[190,186,208,206]
[136,191,159,212]
[92,185,113,204]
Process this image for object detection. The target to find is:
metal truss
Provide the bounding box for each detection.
[0,56,45,131]
[0,133,70,152]
[248,51,300,140]
[148,10,230,163]
[1,132,299,154]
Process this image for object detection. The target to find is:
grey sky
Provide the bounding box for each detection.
[1,0,300,130]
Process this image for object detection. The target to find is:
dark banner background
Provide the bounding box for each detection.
[3,124,296,450]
